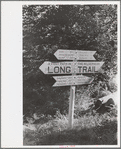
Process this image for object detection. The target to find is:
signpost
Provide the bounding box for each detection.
[39,49,104,129]
[69,85,75,129]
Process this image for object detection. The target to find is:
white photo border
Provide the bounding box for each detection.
[1,1,120,148]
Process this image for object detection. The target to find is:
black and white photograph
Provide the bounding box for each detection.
[1,1,120,148]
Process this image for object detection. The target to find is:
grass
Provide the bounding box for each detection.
[23,88,118,146]
[23,109,117,145]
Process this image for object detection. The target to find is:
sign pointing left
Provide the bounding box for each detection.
[39,61,104,74]
[53,75,94,87]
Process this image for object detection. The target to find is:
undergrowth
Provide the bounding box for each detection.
[23,86,118,146]
[23,107,117,145]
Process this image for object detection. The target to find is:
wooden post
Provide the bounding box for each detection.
[68,56,76,129]
[68,85,75,129]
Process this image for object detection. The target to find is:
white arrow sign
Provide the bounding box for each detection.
[39,61,104,74]
[54,49,96,60]
[53,75,94,87]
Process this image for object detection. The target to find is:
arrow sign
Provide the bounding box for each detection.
[39,61,104,74]
[53,75,94,87]
[39,61,74,74]
[54,49,96,60]
[76,61,104,74]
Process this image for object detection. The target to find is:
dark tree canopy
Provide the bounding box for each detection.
[23,5,117,117]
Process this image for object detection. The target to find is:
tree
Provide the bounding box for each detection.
[23,5,117,117]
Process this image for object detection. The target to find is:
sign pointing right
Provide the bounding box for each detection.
[54,49,96,60]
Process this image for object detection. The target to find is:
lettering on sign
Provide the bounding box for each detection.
[39,49,105,129]
[53,75,94,87]
[39,61,104,74]
[54,49,96,60]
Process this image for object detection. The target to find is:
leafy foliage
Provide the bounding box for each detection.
[23,5,117,117]
[23,110,117,145]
